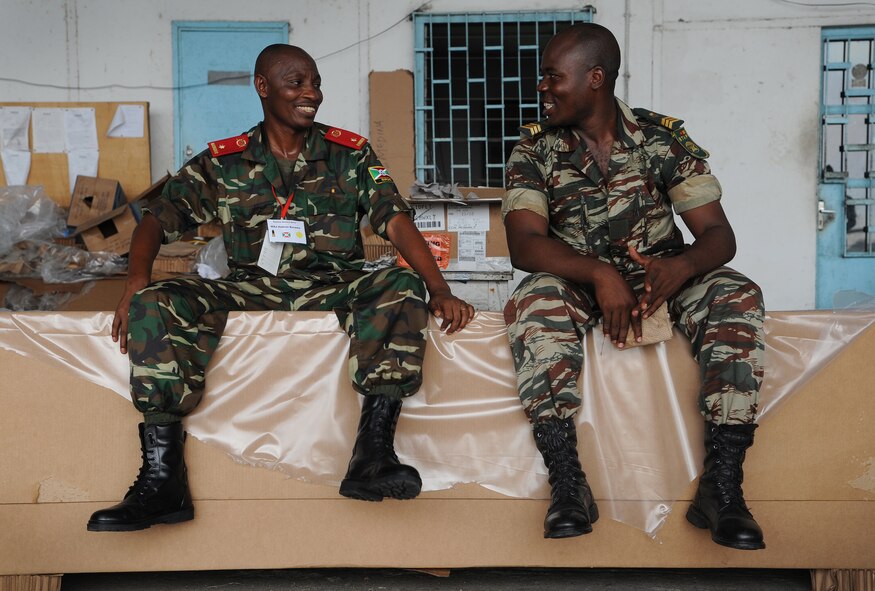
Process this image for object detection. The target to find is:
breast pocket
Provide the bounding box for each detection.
[304,191,359,254]
[227,197,276,265]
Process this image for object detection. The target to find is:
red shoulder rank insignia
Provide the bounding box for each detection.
[324,127,367,150]
[208,134,249,157]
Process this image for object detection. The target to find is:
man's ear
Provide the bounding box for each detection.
[254,74,268,98]
[589,66,606,90]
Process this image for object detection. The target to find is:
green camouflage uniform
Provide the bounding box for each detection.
[133,123,426,423]
[502,100,765,426]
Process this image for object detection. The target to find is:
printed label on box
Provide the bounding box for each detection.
[447,203,490,232]
[398,232,450,270]
[411,203,446,231]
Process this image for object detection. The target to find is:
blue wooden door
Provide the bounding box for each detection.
[817,28,875,308]
[173,21,288,169]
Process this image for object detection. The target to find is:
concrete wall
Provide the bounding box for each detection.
[3,0,875,309]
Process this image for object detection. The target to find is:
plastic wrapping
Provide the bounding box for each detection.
[0,186,67,256]
[1,283,80,311]
[1,308,873,536]
[38,246,127,283]
[194,236,230,280]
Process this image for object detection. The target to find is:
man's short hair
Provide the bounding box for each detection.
[558,23,621,86]
[254,44,313,77]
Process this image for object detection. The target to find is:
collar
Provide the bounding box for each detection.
[551,98,646,153]
[241,123,329,164]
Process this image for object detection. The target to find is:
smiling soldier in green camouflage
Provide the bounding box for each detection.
[502,24,766,550]
[87,44,474,533]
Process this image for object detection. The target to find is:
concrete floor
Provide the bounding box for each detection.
[60,568,813,590]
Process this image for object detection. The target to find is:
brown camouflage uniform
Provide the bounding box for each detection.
[503,99,765,426]
[133,123,427,423]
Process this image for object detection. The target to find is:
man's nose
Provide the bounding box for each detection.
[536,77,548,92]
[301,83,321,100]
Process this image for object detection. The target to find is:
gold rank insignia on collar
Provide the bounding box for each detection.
[325,127,367,150]
[632,108,709,159]
[208,133,249,157]
[519,122,545,139]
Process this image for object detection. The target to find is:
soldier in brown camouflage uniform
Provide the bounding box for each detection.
[88,44,474,532]
[503,24,766,549]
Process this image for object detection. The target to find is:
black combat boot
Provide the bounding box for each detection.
[533,416,599,539]
[339,394,422,501]
[87,422,194,532]
[686,422,765,550]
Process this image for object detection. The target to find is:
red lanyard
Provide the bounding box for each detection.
[271,185,295,219]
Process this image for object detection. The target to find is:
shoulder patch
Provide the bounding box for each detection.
[325,127,367,150]
[519,122,545,139]
[671,128,710,159]
[632,108,685,131]
[368,166,394,185]
[632,108,709,159]
[208,134,249,157]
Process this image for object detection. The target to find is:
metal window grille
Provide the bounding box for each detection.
[822,27,875,256]
[413,10,593,188]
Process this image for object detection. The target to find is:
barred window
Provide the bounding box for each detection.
[822,27,875,256]
[413,10,594,188]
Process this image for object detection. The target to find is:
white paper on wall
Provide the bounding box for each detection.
[32,108,66,153]
[106,104,144,138]
[1,149,31,185]
[0,107,32,151]
[64,108,99,151]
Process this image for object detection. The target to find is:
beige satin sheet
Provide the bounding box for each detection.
[1,309,873,535]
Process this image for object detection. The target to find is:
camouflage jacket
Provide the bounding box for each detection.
[503,99,721,274]
[142,122,410,282]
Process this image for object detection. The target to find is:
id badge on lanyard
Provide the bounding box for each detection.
[257,186,307,275]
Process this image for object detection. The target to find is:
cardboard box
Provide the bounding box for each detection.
[369,72,510,263]
[75,202,140,255]
[407,197,509,260]
[66,176,126,228]
[369,71,415,195]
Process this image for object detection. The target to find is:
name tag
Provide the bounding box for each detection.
[267,219,307,244]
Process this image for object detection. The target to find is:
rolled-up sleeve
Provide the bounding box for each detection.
[668,173,722,214]
[503,141,550,222]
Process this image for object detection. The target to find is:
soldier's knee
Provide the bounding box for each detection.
[387,266,427,299]
[505,273,568,322]
[709,273,765,317]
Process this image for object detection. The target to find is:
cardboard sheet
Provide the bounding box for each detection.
[1,309,873,536]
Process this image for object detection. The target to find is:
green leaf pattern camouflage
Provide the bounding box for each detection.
[128,267,428,419]
[142,123,412,283]
[130,124,428,420]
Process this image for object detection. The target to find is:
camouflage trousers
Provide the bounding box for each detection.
[127,266,428,423]
[503,267,765,426]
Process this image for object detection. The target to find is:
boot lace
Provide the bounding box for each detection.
[537,422,584,500]
[126,447,158,499]
[370,398,400,462]
[712,434,751,514]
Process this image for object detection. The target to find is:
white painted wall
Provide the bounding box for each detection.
[3,0,875,309]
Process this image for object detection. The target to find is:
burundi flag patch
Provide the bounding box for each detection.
[368,166,394,184]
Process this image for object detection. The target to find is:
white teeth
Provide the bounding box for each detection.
[544,103,554,110]
[297,106,315,113]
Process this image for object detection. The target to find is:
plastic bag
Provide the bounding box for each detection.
[194,236,230,279]
[0,186,67,256]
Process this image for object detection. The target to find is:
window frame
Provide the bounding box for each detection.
[413,10,593,188]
